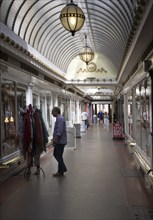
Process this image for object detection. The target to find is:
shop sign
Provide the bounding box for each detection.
[112,122,124,139]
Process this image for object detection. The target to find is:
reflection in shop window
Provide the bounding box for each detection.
[40,94,45,120]
[47,95,51,127]
[135,85,142,148]
[33,93,40,108]
[135,77,151,161]
[1,79,16,156]
[1,80,26,157]
[127,91,133,136]
[17,84,26,109]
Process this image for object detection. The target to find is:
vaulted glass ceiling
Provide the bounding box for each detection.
[0,0,153,101]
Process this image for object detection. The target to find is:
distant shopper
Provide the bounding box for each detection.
[104,112,109,126]
[143,111,147,128]
[81,109,89,128]
[97,110,104,124]
[51,107,67,177]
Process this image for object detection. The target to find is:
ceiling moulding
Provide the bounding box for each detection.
[0,36,67,88]
[65,79,122,87]
[0,25,67,81]
[120,0,148,67]
[117,0,153,83]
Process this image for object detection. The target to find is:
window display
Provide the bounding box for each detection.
[1,79,16,157]
[134,77,151,160]
[33,90,52,136]
[1,79,26,157]
[33,92,40,108]
[135,84,142,148]
[46,94,52,135]
[127,90,133,136]
[57,96,71,122]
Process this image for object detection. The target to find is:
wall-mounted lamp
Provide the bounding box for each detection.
[10,116,14,122]
[4,117,9,123]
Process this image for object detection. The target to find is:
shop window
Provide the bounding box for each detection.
[47,94,52,135]
[40,93,46,120]
[1,80,15,156]
[32,90,52,137]
[47,95,51,127]
[127,91,133,136]
[17,84,26,109]
[65,98,70,121]
[141,79,151,159]
[33,92,40,108]
[58,96,62,108]
[1,80,26,158]
[135,84,142,148]
[135,77,151,160]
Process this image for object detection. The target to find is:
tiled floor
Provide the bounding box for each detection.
[0,123,153,220]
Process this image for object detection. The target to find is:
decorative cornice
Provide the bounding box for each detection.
[0,32,66,81]
[77,66,107,74]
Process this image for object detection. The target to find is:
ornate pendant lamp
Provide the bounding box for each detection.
[60,0,85,36]
[79,34,94,65]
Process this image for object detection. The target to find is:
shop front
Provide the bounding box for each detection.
[0,61,54,164]
[123,59,153,187]
[1,78,27,162]
[0,66,83,166]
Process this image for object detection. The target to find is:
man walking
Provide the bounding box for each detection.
[81,109,89,129]
[51,107,67,177]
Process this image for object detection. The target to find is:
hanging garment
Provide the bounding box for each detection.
[33,109,44,155]
[38,109,49,152]
[23,110,32,159]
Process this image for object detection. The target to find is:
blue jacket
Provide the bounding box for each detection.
[53,115,67,145]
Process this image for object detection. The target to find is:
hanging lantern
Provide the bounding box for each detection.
[79,34,94,65]
[60,0,85,36]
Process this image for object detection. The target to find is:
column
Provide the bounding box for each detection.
[0,70,2,157]
[53,92,58,107]
[52,92,58,129]
[112,100,115,122]
[95,104,97,115]
[132,88,136,140]
[26,83,34,105]
[92,104,94,122]
[14,82,18,132]
[69,99,73,124]
[44,91,48,125]
[89,103,92,122]
[108,104,111,123]
[124,94,128,134]
[37,93,40,108]
[148,68,153,169]
[76,99,80,122]
[118,97,123,123]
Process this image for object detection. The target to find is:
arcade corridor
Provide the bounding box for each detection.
[0,123,153,220]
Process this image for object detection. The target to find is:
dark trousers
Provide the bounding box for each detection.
[53,144,67,174]
[83,119,89,128]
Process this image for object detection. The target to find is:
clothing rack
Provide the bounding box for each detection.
[17,104,49,179]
